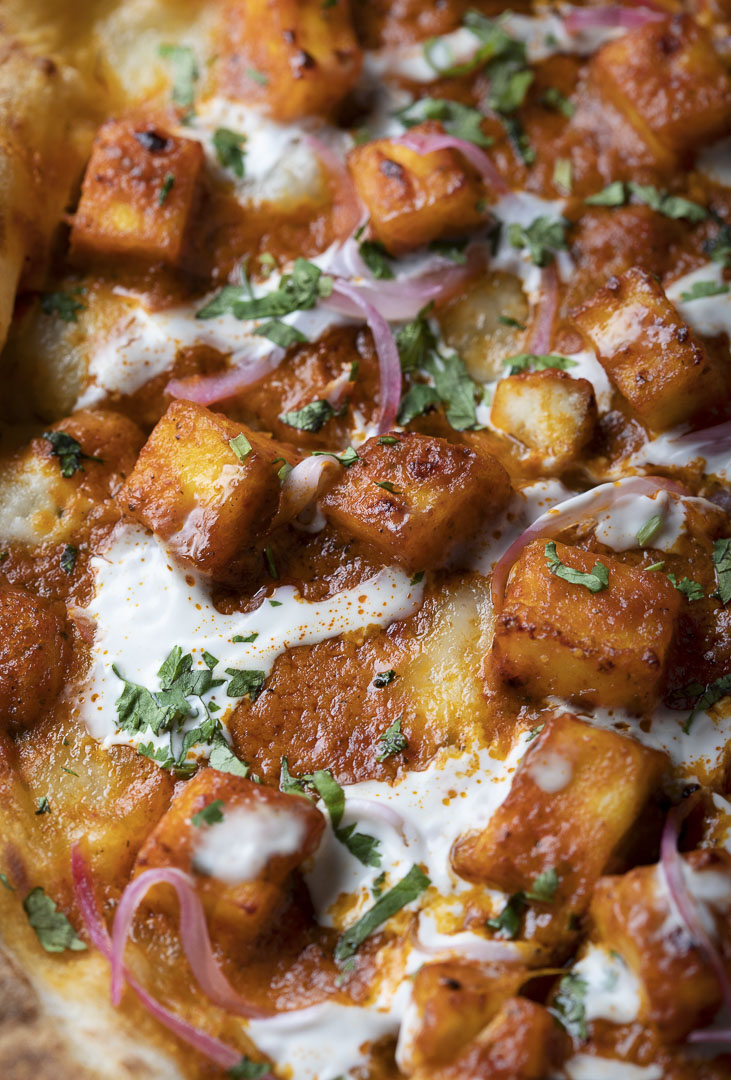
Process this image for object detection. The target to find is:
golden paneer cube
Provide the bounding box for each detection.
[134,768,325,946]
[590,848,731,1040]
[320,431,511,572]
[399,959,525,1073]
[0,587,70,732]
[573,268,728,432]
[118,401,295,579]
[218,0,362,122]
[70,120,204,267]
[491,370,597,471]
[590,15,731,162]
[347,123,487,255]
[422,998,567,1080]
[492,539,681,712]
[452,714,668,929]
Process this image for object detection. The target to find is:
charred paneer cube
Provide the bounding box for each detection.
[0,587,70,732]
[492,538,680,712]
[118,401,296,579]
[590,848,731,1040]
[490,370,597,471]
[398,959,526,1074]
[590,15,731,163]
[422,998,567,1080]
[452,714,668,932]
[573,267,729,432]
[218,0,362,121]
[70,120,204,267]
[347,123,487,255]
[320,431,511,571]
[133,768,325,946]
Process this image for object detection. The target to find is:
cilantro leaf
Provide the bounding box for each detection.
[705,224,731,269]
[682,673,731,732]
[212,127,246,178]
[0,873,14,891]
[396,309,437,372]
[256,320,308,348]
[279,399,335,432]
[584,181,708,221]
[503,353,577,373]
[158,173,175,206]
[138,743,176,769]
[227,1056,271,1078]
[209,740,250,777]
[158,44,198,108]
[542,87,575,117]
[636,514,663,548]
[42,431,102,478]
[229,433,253,462]
[525,867,559,902]
[192,799,225,827]
[395,97,492,148]
[585,181,627,207]
[486,893,525,938]
[680,280,729,302]
[372,670,396,688]
[225,668,266,701]
[358,239,394,280]
[545,541,609,593]
[334,864,430,962]
[429,238,469,264]
[376,717,408,762]
[667,573,705,602]
[35,796,50,815]
[426,352,477,430]
[197,258,331,321]
[375,480,401,494]
[311,446,360,467]
[23,887,86,953]
[713,538,731,605]
[551,973,588,1039]
[60,544,78,574]
[41,288,86,323]
[508,216,568,267]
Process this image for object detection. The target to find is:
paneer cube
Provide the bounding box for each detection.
[590,16,731,161]
[118,401,296,579]
[134,768,325,947]
[590,848,731,1040]
[423,998,567,1080]
[573,267,728,432]
[70,120,204,267]
[218,0,362,122]
[347,123,487,255]
[320,431,511,571]
[0,587,70,731]
[398,959,525,1073]
[452,714,668,932]
[492,539,681,712]
[491,370,597,471]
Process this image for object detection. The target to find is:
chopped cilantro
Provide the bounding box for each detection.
[192,799,225,827]
[23,887,86,953]
[372,670,396,688]
[508,216,568,267]
[283,764,382,867]
[279,399,335,432]
[542,87,575,117]
[679,280,729,302]
[395,97,492,148]
[264,545,278,580]
[158,44,198,108]
[334,864,430,962]
[60,544,78,574]
[158,173,175,205]
[636,514,663,548]
[0,873,14,891]
[35,796,50,816]
[545,541,609,593]
[209,739,250,777]
[41,288,86,323]
[410,571,424,586]
[213,127,246,178]
[396,308,438,372]
[42,431,102,478]
[428,238,469,264]
[498,314,526,330]
[705,224,731,269]
[378,435,400,446]
[667,573,704,602]
[397,384,440,425]
[225,668,266,701]
[713,538,731,605]
[375,480,401,495]
[246,68,268,86]
[683,673,731,732]
[551,973,588,1039]
[585,181,626,207]
[503,353,577,373]
[585,181,708,221]
[311,446,360,467]
[197,258,332,321]
[553,157,572,194]
[358,239,394,280]
[525,867,559,902]
[233,632,258,643]
[372,871,387,897]
[229,434,253,462]
[526,723,545,741]
[227,1056,270,1078]
[645,561,665,572]
[376,717,408,762]
[256,320,308,348]
[61,766,79,777]
[486,893,525,938]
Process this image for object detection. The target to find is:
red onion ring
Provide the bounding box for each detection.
[395,132,509,197]
[273,455,339,527]
[563,5,666,31]
[303,134,364,241]
[110,866,272,1018]
[651,421,731,465]
[70,846,250,1070]
[344,798,421,848]
[528,264,559,355]
[325,281,401,433]
[490,475,689,607]
[660,803,731,1026]
[166,350,281,406]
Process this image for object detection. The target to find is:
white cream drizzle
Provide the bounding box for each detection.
[192,803,308,883]
[665,262,731,339]
[562,1056,663,1080]
[72,525,424,758]
[572,944,642,1025]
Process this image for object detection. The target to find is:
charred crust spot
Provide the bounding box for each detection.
[380,158,405,180]
[134,130,171,154]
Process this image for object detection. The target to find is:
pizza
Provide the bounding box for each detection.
[1,1,731,1078]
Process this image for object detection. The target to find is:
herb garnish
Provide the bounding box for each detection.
[551,973,588,1039]
[158,44,198,110]
[279,399,335,432]
[41,288,86,323]
[35,797,50,816]
[508,216,569,267]
[585,182,708,222]
[23,887,86,953]
[680,280,729,302]
[713,538,731,605]
[372,670,396,688]
[376,717,408,762]
[487,868,559,938]
[192,800,225,827]
[197,258,332,321]
[667,573,704,602]
[544,542,609,593]
[61,545,78,574]
[636,515,663,548]
[229,434,253,462]
[312,446,360,467]
[395,97,492,148]
[42,431,103,478]
[213,127,246,178]
[503,353,577,373]
[227,1057,270,1079]
[225,668,266,701]
[158,173,175,206]
[334,864,430,962]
